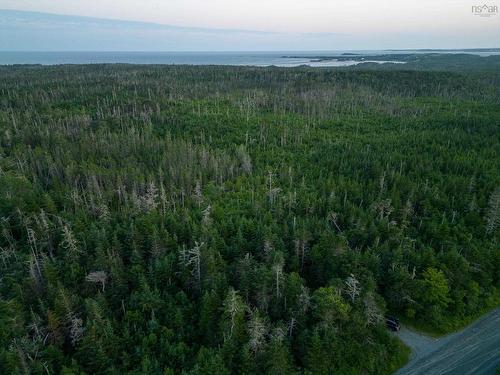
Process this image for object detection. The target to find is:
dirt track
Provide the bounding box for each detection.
[395,308,500,375]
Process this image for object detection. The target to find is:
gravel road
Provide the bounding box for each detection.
[395,308,500,375]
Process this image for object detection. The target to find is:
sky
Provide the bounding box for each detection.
[0,0,499,51]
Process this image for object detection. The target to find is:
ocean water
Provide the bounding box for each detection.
[0,51,398,66]
[0,50,498,66]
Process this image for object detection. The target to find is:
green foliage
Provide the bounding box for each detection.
[312,287,350,325]
[0,63,498,374]
[420,267,450,310]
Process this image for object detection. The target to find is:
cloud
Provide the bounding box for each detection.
[0,9,349,51]
[0,9,278,35]
[0,8,497,51]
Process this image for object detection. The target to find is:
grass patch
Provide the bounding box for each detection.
[383,340,411,375]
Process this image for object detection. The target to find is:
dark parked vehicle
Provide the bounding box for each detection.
[385,315,401,331]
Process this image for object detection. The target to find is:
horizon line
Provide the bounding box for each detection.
[0,48,499,53]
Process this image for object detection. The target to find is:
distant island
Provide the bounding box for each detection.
[385,47,500,52]
[280,52,500,71]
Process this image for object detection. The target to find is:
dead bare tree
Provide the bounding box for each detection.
[179,241,204,287]
[486,188,500,233]
[248,311,267,353]
[61,225,80,259]
[363,294,383,326]
[344,274,361,302]
[85,271,108,292]
[272,256,284,299]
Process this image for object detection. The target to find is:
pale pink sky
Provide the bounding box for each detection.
[0,0,499,50]
[1,0,498,33]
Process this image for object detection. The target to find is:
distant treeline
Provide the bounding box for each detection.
[281,53,500,72]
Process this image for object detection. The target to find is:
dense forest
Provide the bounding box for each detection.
[0,62,499,374]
